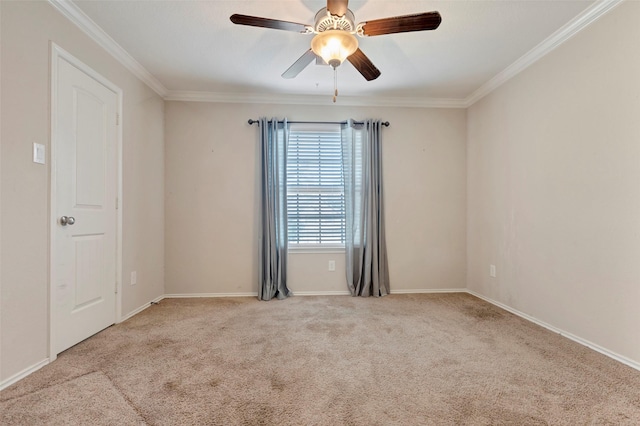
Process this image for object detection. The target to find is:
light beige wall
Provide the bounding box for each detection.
[0,1,165,382]
[467,1,640,364]
[165,102,467,295]
[0,0,3,377]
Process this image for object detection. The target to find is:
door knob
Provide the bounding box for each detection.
[60,216,75,226]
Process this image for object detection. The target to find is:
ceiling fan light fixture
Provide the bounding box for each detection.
[311,30,358,68]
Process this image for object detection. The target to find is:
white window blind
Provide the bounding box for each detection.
[287,124,345,247]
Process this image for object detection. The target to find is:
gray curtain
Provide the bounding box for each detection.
[341,119,390,297]
[258,117,291,300]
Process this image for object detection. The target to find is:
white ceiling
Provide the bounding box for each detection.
[70,0,599,103]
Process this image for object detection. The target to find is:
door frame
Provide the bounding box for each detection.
[49,43,123,361]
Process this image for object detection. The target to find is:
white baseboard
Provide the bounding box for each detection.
[466,290,640,372]
[119,294,165,323]
[291,290,351,296]
[0,358,50,391]
[5,288,637,391]
[293,289,467,296]
[165,289,468,298]
[391,288,467,294]
[164,292,257,298]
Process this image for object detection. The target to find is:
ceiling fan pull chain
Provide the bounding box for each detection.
[333,67,338,103]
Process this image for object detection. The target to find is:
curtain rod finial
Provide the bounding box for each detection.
[248,119,258,125]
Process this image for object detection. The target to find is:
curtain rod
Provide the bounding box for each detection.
[247,119,390,127]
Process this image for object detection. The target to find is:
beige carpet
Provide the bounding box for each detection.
[1,371,145,425]
[2,293,639,425]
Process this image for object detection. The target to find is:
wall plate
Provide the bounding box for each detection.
[33,143,46,164]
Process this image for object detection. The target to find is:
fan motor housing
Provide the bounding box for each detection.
[314,8,355,33]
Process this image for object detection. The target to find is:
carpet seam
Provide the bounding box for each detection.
[102,370,153,425]
[0,370,100,403]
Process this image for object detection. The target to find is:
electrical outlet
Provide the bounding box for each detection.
[131,271,137,285]
[489,264,496,278]
[328,260,336,272]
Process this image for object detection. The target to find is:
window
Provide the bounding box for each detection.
[286,124,345,249]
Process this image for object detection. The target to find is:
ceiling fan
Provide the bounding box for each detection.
[230,0,442,86]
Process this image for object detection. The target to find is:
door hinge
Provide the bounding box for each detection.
[116,113,120,126]
[115,282,118,294]
[115,197,119,210]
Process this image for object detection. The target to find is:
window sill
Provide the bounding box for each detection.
[289,246,345,254]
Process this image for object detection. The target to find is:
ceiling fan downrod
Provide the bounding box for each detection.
[333,66,338,103]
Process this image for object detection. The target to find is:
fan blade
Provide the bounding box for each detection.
[327,0,349,17]
[360,11,441,36]
[282,49,317,79]
[347,49,381,81]
[230,14,309,33]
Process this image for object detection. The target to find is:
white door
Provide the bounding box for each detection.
[53,56,118,354]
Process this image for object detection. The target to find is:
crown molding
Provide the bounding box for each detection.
[48,0,168,97]
[50,0,621,109]
[464,0,623,107]
[165,90,467,109]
